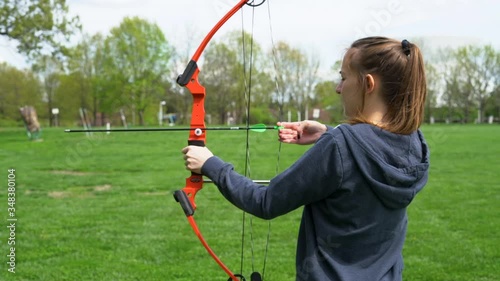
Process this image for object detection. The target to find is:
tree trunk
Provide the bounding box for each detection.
[138,110,143,126]
[93,95,98,126]
[464,102,470,123]
[47,98,53,127]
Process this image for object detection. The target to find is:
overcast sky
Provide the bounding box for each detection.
[2,0,499,76]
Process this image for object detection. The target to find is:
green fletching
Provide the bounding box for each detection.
[249,123,283,133]
[249,123,267,132]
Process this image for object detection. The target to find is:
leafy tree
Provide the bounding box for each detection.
[271,41,319,121]
[455,45,499,123]
[32,55,63,126]
[105,17,173,125]
[425,63,440,122]
[53,72,83,124]
[444,62,473,123]
[0,62,43,122]
[203,42,241,124]
[0,0,80,59]
[197,31,275,125]
[485,57,500,121]
[225,31,275,123]
[67,33,109,125]
[438,47,473,123]
[313,78,343,124]
[486,47,500,122]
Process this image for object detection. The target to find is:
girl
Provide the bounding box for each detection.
[183,36,430,281]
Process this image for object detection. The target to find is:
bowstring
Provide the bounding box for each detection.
[260,1,285,279]
[241,2,269,279]
[240,3,253,278]
[240,1,283,280]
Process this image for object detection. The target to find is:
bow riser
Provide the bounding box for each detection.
[186,68,206,146]
[184,67,206,215]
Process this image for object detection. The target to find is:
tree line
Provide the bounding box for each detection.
[1,1,499,127]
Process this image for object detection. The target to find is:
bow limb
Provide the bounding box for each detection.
[176,0,250,86]
[174,1,257,281]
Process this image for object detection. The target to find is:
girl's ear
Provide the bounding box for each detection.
[365,74,375,94]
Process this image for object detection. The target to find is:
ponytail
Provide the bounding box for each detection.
[348,37,427,134]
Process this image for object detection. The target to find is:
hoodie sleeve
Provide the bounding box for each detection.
[201,126,344,220]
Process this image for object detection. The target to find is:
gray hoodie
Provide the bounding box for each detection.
[202,123,430,281]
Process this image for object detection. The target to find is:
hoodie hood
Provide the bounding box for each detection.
[337,124,429,209]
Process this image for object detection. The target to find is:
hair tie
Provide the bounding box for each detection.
[401,39,411,56]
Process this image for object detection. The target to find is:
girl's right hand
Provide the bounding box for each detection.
[277,120,327,145]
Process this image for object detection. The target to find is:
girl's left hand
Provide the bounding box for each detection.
[182,146,214,174]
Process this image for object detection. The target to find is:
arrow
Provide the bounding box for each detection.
[64,123,283,133]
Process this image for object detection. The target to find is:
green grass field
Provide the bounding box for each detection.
[0,124,499,281]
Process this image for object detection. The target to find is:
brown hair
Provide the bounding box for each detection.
[346,36,427,134]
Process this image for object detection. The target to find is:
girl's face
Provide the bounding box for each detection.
[336,49,364,118]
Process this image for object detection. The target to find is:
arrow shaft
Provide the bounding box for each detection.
[65,126,278,133]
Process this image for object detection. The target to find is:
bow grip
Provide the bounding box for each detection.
[188,139,205,177]
[174,139,206,217]
[188,140,205,147]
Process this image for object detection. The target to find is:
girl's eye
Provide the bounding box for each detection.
[338,71,345,82]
